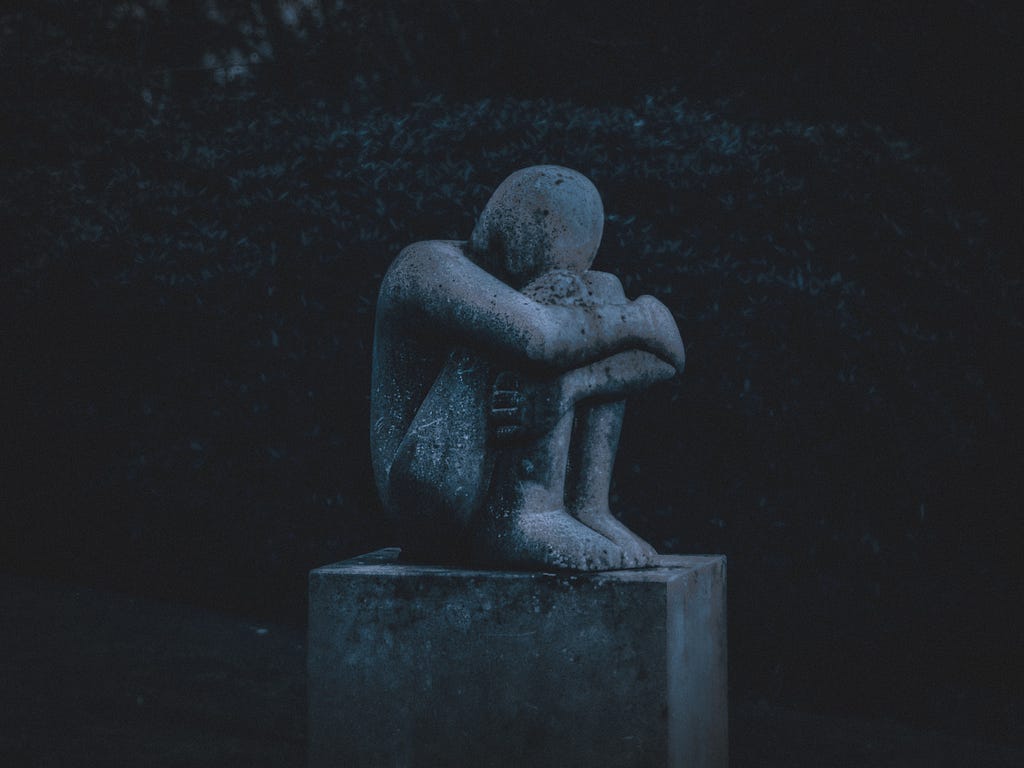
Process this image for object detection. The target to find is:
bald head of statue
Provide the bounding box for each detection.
[470,166,605,288]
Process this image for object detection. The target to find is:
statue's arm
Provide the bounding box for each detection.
[561,349,676,405]
[488,271,683,442]
[490,349,675,442]
[559,271,681,403]
[380,243,685,372]
[581,270,685,374]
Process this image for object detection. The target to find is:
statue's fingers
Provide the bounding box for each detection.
[493,371,520,390]
[489,406,522,424]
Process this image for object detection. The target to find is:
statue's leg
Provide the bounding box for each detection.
[567,400,659,568]
[388,350,492,563]
[474,389,626,572]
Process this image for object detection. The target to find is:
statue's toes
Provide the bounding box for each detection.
[581,539,625,571]
[620,541,656,569]
[638,539,658,560]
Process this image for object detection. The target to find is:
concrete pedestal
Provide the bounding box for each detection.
[308,549,727,768]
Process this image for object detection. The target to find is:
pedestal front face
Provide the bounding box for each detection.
[308,550,727,768]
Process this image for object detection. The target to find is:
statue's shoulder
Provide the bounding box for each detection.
[380,240,473,305]
[381,240,469,291]
[391,240,468,270]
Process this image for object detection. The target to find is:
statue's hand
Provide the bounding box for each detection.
[490,371,569,443]
[634,295,686,373]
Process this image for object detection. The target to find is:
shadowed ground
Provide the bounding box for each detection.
[2,575,1021,767]
[0,576,306,767]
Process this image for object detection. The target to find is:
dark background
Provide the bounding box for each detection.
[3,0,1022,755]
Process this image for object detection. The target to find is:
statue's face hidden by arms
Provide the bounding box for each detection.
[470,166,604,287]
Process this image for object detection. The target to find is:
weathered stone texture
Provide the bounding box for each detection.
[308,549,727,768]
[371,166,686,571]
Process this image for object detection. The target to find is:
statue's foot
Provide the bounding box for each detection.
[475,508,626,571]
[572,507,658,568]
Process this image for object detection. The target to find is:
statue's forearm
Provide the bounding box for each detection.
[525,301,645,368]
[530,298,684,374]
[560,349,676,406]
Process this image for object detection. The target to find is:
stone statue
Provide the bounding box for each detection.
[371,166,685,570]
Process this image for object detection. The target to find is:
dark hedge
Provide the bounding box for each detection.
[3,0,1022,743]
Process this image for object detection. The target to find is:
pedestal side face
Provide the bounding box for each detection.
[667,557,728,768]
[309,551,726,768]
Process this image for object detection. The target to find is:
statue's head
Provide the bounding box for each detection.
[470,166,604,287]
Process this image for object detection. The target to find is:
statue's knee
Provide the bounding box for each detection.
[585,271,627,303]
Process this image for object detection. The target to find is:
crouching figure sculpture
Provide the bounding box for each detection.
[370,166,685,570]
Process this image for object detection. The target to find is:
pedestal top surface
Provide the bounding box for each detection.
[312,548,724,583]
